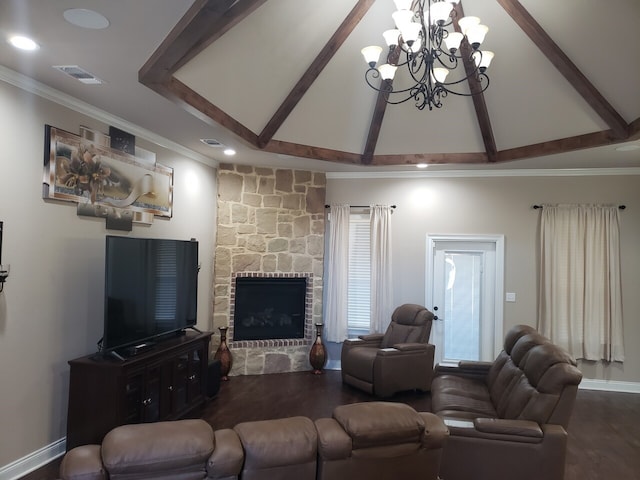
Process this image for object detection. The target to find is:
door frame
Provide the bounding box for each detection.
[425,234,505,359]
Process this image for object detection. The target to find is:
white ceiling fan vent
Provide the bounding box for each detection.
[52,65,103,84]
[200,138,223,147]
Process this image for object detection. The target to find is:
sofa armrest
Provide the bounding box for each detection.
[473,418,543,438]
[418,412,449,449]
[207,429,244,479]
[59,445,105,480]
[442,417,556,444]
[434,360,493,380]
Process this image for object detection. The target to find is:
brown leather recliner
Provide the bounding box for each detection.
[341,304,435,397]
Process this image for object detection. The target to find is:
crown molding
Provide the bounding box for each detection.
[0,65,215,166]
[326,167,640,179]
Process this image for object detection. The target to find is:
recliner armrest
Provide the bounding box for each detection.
[358,333,385,342]
[392,342,430,352]
[344,334,383,347]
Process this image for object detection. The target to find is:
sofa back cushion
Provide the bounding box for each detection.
[487,327,582,426]
[101,419,213,480]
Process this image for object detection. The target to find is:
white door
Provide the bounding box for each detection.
[426,235,504,364]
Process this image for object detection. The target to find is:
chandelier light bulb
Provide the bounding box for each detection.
[378,63,398,80]
[362,45,383,67]
[432,67,449,83]
[444,31,463,53]
[466,24,488,49]
[430,1,454,26]
[473,50,494,72]
[392,9,415,30]
[457,15,480,36]
[401,22,422,46]
[383,29,401,47]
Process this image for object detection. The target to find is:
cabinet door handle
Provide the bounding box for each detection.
[142,398,151,406]
[188,374,196,381]
[168,386,173,391]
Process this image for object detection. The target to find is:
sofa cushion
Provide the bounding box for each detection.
[101,419,213,479]
[233,416,317,470]
[333,402,425,449]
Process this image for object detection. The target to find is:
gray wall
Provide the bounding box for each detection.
[0,80,218,468]
[325,173,640,383]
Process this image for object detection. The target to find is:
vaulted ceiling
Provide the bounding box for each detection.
[1,0,639,172]
[140,0,640,169]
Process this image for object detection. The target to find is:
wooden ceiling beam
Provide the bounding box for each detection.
[140,0,256,84]
[496,0,629,139]
[257,0,376,149]
[362,46,401,165]
[496,130,625,163]
[454,3,497,162]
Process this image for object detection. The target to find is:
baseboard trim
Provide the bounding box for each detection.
[0,437,65,480]
[579,379,640,393]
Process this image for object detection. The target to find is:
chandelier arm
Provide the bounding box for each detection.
[364,69,429,98]
[440,75,490,96]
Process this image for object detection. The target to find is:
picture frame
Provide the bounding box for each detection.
[43,125,173,220]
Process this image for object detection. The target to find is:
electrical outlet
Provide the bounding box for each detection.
[506,292,516,302]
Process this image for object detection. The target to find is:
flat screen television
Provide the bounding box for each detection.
[102,235,198,355]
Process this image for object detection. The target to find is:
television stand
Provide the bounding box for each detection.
[66,330,212,450]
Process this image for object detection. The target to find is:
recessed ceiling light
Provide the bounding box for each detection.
[223,148,236,156]
[63,9,110,29]
[615,144,640,152]
[9,35,39,51]
[416,163,429,169]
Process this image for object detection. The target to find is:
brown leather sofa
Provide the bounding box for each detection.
[341,304,435,397]
[59,402,448,480]
[430,324,583,480]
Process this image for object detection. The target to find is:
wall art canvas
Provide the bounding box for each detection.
[43,125,173,227]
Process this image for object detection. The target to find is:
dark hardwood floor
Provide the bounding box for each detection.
[21,370,640,479]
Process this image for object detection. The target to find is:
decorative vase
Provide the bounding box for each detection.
[214,326,232,381]
[309,323,327,375]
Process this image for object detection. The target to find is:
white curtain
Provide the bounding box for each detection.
[324,204,350,343]
[370,205,394,334]
[538,204,624,362]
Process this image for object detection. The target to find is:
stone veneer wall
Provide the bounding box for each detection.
[213,163,326,375]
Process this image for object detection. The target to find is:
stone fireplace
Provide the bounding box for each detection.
[213,164,326,375]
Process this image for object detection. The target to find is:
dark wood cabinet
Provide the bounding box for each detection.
[66,331,212,450]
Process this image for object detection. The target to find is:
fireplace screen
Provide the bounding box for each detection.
[233,277,307,341]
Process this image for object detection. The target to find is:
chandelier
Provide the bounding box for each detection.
[361,0,494,111]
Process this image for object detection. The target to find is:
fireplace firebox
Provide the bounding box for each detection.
[233,277,307,341]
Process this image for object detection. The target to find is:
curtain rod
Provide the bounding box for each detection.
[324,205,397,209]
[532,205,626,210]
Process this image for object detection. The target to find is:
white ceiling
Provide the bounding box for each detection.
[1,0,639,173]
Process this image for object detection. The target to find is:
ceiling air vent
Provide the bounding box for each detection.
[52,65,103,84]
[200,138,223,147]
